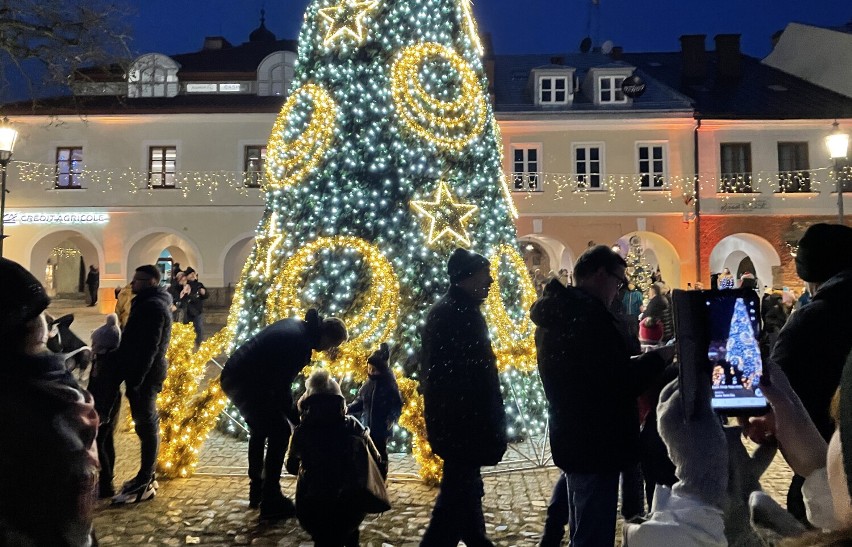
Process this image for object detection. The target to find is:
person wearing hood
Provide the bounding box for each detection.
[420,248,507,547]
[347,342,403,479]
[0,258,100,545]
[746,223,852,523]
[221,309,348,520]
[286,369,379,546]
[531,245,671,547]
[111,265,173,505]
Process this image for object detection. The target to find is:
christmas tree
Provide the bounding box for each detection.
[724,297,762,389]
[208,0,544,480]
[625,235,653,293]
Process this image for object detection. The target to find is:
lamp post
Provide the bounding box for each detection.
[0,118,19,257]
[826,121,849,225]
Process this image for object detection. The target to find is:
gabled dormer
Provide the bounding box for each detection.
[529,60,576,107]
[582,65,636,106]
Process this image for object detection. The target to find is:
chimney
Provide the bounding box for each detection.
[715,34,741,79]
[550,56,564,65]
[679,34,706,81]
[610,46,623,60]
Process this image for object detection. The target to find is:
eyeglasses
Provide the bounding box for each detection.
[608,271,627,290]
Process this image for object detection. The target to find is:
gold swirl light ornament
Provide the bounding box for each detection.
[485,244,538,372]
[265,83,338,190]
[390,42,487,151]
[265,236,400,381]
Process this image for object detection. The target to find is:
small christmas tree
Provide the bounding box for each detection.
[625,235,653,293]
[725,297,762,389]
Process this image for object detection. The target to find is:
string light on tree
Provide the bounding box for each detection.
[410,180,478,247]
[318,0,381,47]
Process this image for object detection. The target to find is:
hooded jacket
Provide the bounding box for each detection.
[221,316,319,428]
[531,279,666,473]
[420,285,507,466]
[772,269,852,441]
[116,285,173,390]
[0,352,99,546]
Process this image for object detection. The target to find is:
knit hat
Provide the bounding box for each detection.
[0,258,50,330]
[447,248,490,284]
[298,369,343,411]
[795,223,852,283]
[368,343,390,370]
[91,313,121,354]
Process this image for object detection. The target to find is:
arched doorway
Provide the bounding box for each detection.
[222,235,255,288]
[709,234,781,291]
[615,231,681,290]
[28,230,102,295]
[518,235,575,274]
[126,230,201,283]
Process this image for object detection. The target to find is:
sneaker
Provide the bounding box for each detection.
[258,493,295,521]
[248,481,262,509]
[112,476,158,505]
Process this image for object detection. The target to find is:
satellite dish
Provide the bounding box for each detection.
[601,40,613,55]
[579,36,592,53]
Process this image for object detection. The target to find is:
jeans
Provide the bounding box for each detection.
[540,473,569,547]
[126,383,160,483]
[565,472,620,547]
[247,415,292,502]
[421,459,493,547]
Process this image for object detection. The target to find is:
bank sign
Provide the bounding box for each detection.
[2,211,110,225]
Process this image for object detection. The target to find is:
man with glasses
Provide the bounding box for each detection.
[532,245,672,547]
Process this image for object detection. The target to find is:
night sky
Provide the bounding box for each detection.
[130,0,850,57]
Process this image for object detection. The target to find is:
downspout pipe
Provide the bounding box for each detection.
[693,117,702,284]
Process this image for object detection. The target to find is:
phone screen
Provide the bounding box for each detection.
[706,293,766,411]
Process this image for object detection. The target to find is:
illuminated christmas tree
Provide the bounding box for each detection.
[625,235,653,293]
[725,297,762,389]
[214,0,543,479]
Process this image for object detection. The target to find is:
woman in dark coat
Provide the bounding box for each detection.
[642,282,673,342]
[286,369,379,546]
[347,343,403,478]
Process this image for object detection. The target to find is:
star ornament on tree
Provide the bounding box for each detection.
[410,180,479,247]
[318,0,380,47]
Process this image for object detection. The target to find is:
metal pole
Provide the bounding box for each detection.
[0,163,6,257]
[838,158,845,226]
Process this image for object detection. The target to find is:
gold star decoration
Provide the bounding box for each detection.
[318,0,380,47]
[410,180,478,247]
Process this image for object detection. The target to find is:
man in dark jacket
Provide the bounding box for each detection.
[420,248,507,547]
[531,245,669,547]
[221,309,348,520]
[112,264,173,504]
[0,258,100,545]
[747,223,852,522]
[85,264,100,306]
[183,267,208,347]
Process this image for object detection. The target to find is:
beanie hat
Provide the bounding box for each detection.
[298,368,343,411]
[91,313,121,355]
[0,258,50,330]
[368,342,391,370]
[795,223,852,283]
[447,248,490,284]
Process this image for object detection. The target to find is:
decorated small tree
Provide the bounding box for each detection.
[625,234,653,293]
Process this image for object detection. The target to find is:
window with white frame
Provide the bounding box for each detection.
[55,147,84,189]
[512,145,541,191]
[574,144,603,189]
[539,76,569,104]
[637,143,667,189]
[148,146,177,188]
[244,146,267,188]
[599,76,627,104]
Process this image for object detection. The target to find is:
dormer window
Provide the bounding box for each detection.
[539,76,569,104]
[127,54,180,98]
[599,76,627,104]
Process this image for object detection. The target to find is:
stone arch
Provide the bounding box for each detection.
[709,233,781,290]
[125,229,202,281]
[518,234,575,274]
[27,228,104,289]
[221,234,255,287]
[616,231,682,289]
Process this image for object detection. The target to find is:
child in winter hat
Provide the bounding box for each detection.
[0,257,51,352]
[91,313,121,355]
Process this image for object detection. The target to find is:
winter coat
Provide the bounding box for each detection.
[531,279,666,473]
[115,285,173,390]
[114,283,134,329]
[85,270,99,289]
[644,294,673,342]
[420,285,507,466]
[221,317,318,428]
[0,352,99,546]
[771,269,852,440]
[184,279,208,319]
[623,289,644,318]
[622,485,727,547]
[348,370,403,441]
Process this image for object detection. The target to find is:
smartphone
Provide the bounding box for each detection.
[673,288,769,419]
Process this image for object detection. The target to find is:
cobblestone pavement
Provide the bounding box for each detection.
[48,299,794,546]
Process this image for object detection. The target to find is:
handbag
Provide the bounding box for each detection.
[343,434,391,514]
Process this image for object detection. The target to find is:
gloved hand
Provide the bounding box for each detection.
[657,378,728,509]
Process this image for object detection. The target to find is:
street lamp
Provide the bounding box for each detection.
[0,118,18,257]
[826,121,849,225]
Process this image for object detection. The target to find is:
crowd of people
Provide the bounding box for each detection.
[2,222,852,545]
